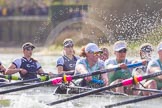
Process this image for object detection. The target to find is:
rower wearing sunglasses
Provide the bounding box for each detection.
[105,41,138,95]
[74,43,108,88]
[5,42,45,80]
[56,38,79,74]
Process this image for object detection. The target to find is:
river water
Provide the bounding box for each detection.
[0,52,162,108]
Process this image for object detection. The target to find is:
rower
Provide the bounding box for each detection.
[143,41,162,95]
[54,39,79,94]
[56,38,79,74]
[75,43,108,88]
[99,47,109,61]
[132,43,154,76]
[5,42,46,80]
[104,40,139,95]
[0,61,8,83]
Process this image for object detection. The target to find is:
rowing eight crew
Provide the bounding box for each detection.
[0,39,162,96]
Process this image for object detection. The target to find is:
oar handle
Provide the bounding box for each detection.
[127,62,143,68]
[91,78,104,85]
[0,75,21,80]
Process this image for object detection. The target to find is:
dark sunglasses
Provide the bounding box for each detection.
[89,51,103,56]
[118,49,127,53]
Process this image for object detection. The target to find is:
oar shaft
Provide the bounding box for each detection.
[51,71,74,78]
[73,62,143,79]
[0,78,40,87]
[67,86,127,96]
[0,80,52,94]
[0,62,144,95]
[47,83,122,105]
[132,88,162,93]
[105,93,162,108]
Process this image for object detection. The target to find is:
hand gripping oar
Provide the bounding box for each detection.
[46,71,162,106]
[0,62,143,94]
[105,93,162,108]
[0,75,21,80]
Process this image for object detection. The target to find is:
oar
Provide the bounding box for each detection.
[66,86,128,96]
[28,71,74,77]
[105,93,162,108]
[132,88,162,93]
[46,71,162,106]
[0,71,74,88]
[51,71,74,77]
[0,76,48,88]
[0,62,144,94]
[0,75,21,80]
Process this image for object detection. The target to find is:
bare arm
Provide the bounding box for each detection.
[75,64,88,74]
[101,73,109,86]
[5,64,20,75]
[57,66,64,74]
[148,67,162,80]
[75,64,92,82]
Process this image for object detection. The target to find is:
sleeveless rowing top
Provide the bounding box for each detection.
[147,59,162,89]
[104,58,132,84]
[75,58,104,88]
[13,57,41,80]
[56,55,79,71]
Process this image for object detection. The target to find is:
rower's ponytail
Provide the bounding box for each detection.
[79,46,86,57]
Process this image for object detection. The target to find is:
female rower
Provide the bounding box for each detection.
[75,43,108,88]
[56,38,79,74]
[5,42,45,80]
[132,43,154,76]
[104,41,138,95]
[54,39,79,94]
[142,41,162,95]
[99,47,109,61]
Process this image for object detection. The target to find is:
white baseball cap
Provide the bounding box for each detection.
[85,43,102,53]
[114,41,127,51]
[157,42,162,52]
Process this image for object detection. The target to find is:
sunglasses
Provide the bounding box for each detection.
[89,51,103,56]
[118,49,127,53]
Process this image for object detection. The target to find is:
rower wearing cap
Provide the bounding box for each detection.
[143,41,162,95]
[5,42,45,80]
[75,43,108,88]
[140,43,153,61]
[56,38,79,74]
[105,41,137,95]
[132,43,154,76]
